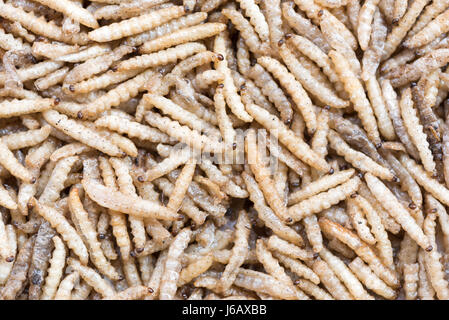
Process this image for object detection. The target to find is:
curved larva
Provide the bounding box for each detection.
[68,188,120,281]
[0,26,31,52]
[218,211,251,292]
[364,172,430,251]
[237,0,270,41]
[279,45,348,108]
[68,258,116,298]
[327,130,393,180]
[83,69,154,119]
[40,236,66,300]
[399,88,436,174]
[422,211,449,299]
[257,56,316,134]
[54,272,79,300]
[39,156,79,204]
[222,8,270,55]
[357,0,380,51]
[32,199,89,265]
[33,0,99,28]
[159,228,192,299]
[214,32,253,123]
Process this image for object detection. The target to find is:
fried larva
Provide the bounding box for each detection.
[312,258,353,300]
[272,251,319,284]
[144,111,224,154]
[82,178,178,221]
[247,63,293,124]
[88,6,185,42]
[218,211,250,292]
[39,156,79,204]
[31,198,88,265]
[54,271,79,300]
[27,221,56,300]
[41,236,66,300]
[278,44,348,109]
[400,155,449,207]
[403,263,419,300]
[34,0,98,28]
[381,79,420,159]
[365,76,395,141]
[357,0,381,51]
[257,56,316,133]
[246,104,328,172]
[0,139,34,183]
[125,12,207,47]
[243,172,304,246]
[381,0,430,60]
[399,88,436,174]
[234,268,299,300]
[288,169,355,205]
[348,257,396,300]
[319,247,373,300]
[145,94,219,137]
[95,115,170,144]
[0,235,35,300]
[68,258,116,298]
[246,129,289,221]
[329,50,380,145]
[405,8,449,49]
[364,173,430,251]
[94,0,170,20]
[43,110,125,157]
[65,46,133,85]
[159,227,192,299]
[328,130,393,180]
[347,197,376,245]
[418,249,435,300]
[422,203,449,299]
[103,286,153,300]
[68,187,120,280]
[1,0,449,301]
[319,217,400,288]
[352,194,393,268]
[288,176,361,222]
[213,33,252,123]
[0,3,88,45]
[362,8,387,81]
[140,23,226,54]
[82,69,154,119]
[389,49,449,88]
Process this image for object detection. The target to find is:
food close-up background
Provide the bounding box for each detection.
[0,0,448,301]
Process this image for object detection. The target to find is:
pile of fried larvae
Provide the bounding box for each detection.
[1,0,449,300]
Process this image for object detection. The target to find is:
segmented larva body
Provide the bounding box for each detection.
[159,228,192,299]
[118,42,206,71]
[0,3,88,45]
[88,6,185,42]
